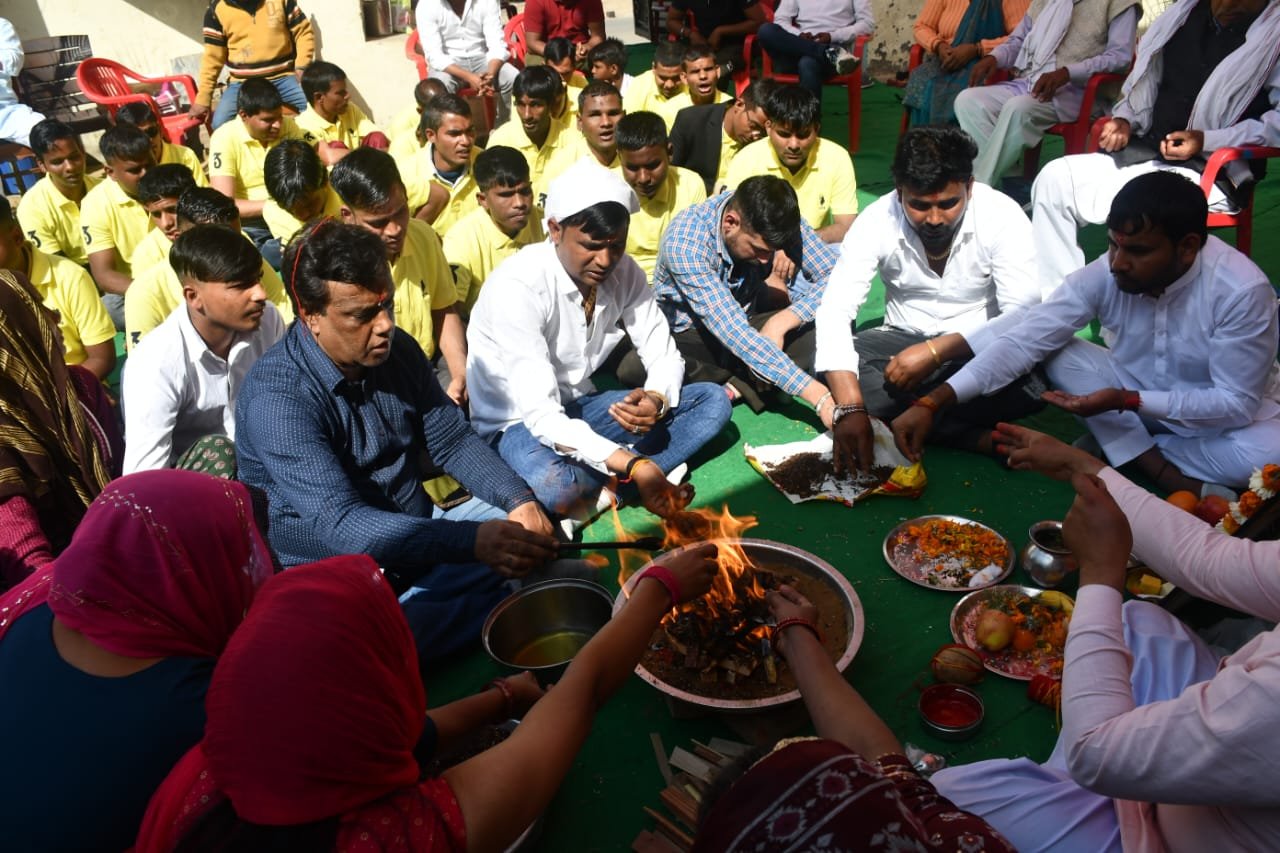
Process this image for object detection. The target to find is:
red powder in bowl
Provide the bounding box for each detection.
[920,685,983,728]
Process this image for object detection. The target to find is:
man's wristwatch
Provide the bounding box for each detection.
[831,403,868,426]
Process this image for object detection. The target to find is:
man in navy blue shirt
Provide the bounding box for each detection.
[235,220,559,662]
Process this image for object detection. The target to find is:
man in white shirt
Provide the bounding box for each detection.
[816,127,1043,472]
[754,0,874,98]
[418,0,517,127]
[122,223,285,476]
[892,170,1280,493]
[467,160,732,523]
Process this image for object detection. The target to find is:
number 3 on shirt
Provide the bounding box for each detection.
[82,225,92,246]
[27,230,41,248]
[212,151,222,169]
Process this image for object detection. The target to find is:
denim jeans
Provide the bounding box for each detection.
[756,23,837,98]
[211,74,309,130]
[494,382,731,516]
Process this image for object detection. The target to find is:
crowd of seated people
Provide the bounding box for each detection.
[1,0,1279,846]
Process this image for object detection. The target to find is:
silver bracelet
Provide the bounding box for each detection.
[814,391,833,415]
[831,403,868,425]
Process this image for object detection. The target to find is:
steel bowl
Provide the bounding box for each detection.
[919,683,984,741]
[1020,520,1077,588]
[613,538,864,712]
[483,578,614,684]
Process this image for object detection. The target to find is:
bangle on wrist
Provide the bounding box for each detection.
[814,390,833,415]
[831,403,867,426]
[925,338,943,367]
[645,390,670,420]
[620,455,658,484]
[486,678,515,718]
[773,616,822,645]
[913,395,940,413]
[637,564,681,606]
[1120,391,1141,412]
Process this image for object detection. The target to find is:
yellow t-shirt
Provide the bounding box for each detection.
[124,244,294,351]
[160,141,210,187]
[723,136,858,230]
[295,103,381,149]
[561,133,622,173]
[208,115,304,201]
[25,244,116,366]
[442,205,545,315]
[129,227,174,279]
[80,178,152,274]
[625,69,687,130]
[486,119,583,208]
[400,145,482,236]
[564,76,587,120]
[391,219,457,358]
[715,124,742,194]
[16,173,102,266]
[664,88,729,120]
[626,166,707,281]
[261,187,344,243]
[387,105,423,162]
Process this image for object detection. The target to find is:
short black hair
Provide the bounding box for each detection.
[513,66,562,104]
[99,124,153,164]
[237,78,284,116]
[682,44,716,65]
[114,101,159,128]
[891,126,979,193]
[329,147,404,212]
[29,119,81,159]
[171,223,262,285]
[423,92,471,132]
[0,195,12,224]
[474,145,530,191]
[283,220,392,316]
[265,139,327,209]
[616,111,668,152]
[764,84,820,131]
[740,78,776,112]
[588,38,627,71]
[137,163,197,205]
[729,176,801,249]
[1107,170,1208,244]
[654,41,685,69]
[544,36,575,64]
[178,187,240,226]
[557,201,630,239]
[301,61,346,105]
[414,77,448,109]
[577,80,622,112]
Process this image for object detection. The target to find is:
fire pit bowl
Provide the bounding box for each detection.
[614,538,864,712]
[483,579,614,684]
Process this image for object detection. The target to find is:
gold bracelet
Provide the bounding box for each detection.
[925,338,943,367]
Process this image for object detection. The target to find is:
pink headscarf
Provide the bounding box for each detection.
[0,469,274,658]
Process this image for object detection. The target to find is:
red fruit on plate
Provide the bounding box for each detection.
[1193,494,1230,525]
[930,644,985,684]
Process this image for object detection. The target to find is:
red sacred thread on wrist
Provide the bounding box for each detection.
[486,678,515,718]
[637,565,681,606]
[1121,391,1141,412]
[913,396,941,413]
[774,617,823,644]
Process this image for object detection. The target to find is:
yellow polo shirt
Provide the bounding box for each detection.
[25,244,116,366]
[564,76,587,120]
[208,115,304,201]
[400,145,482,236]
[129,227,174,278]
[80,178,151,274]
[160,141,210,187]
[626,166,706,280]
[295,103,381,149]
[16,173,101,266]
[391,219,456,358]
[664,87,729,118]
[261,186,344,243]
[723,136,858,230]
[715,124,743,193]
[442,205,545,314]
[625,70,686,130]
[387,105,422,162]
[486,118,582,206]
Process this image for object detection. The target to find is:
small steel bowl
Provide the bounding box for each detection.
[482,578,613,684]
[919,684,984,741]
[1020,520,1078,588]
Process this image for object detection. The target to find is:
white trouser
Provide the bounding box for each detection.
[429,56,518,127]
[1045,337,1280,487]
[1030,153,1236,296]
[954,79,1070,186]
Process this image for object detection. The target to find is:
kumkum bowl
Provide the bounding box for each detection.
[613,538,864,712]
[483,578,614,684]
[919,683,984,741]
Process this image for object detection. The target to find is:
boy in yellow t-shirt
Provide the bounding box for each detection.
[129,164,200,277]
[442,145,545,316]
[486,67,582,208]
[723,85,857,243]
[17,120,101,266]
[664,45,730,115]
[115,102,209,187]
[261,139,343,269]
[399,93,481,236]
[295,62,387,161]
[624,41,687,130]
[388,78,449,163]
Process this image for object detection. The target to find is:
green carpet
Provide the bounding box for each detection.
[425,49,1280,851]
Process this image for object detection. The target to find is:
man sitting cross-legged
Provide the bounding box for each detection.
[892,170,1280,494]
[670,78,771,195]
[236,220,562,662]
[122,224,284,478]
[650,175,839,416]
[467,160,731,527]
[815,126,1044,471]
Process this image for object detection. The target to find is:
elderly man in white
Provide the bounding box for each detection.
[418,0,518,127]
[467,160,732,528]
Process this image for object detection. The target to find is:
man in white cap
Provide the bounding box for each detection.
[467,159,732,527]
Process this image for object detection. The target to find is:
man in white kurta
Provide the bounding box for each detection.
[418,0,517,127]
[467,160,732,521]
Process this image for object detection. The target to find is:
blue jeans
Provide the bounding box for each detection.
[756,23,837,98]
[493,383,731,516]
[210,74,309,130]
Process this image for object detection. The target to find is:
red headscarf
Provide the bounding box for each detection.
[136,557,466,852]
[0,469,273,657]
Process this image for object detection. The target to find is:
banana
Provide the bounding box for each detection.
[1038,590,1075,614]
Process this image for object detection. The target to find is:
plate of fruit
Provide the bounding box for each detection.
[950,585,1073,680]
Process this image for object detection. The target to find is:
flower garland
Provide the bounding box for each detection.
[1216,463,1280,533]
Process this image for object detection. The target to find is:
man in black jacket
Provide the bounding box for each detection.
[670,79,772,194]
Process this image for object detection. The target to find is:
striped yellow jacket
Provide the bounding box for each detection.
[196,0,316,106]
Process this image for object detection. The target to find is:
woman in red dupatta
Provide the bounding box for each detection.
[0,469,275,852]
[137,546,721,852]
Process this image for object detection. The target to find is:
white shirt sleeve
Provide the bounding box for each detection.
[121,336,182,474]
[814,206,883,375]
[617,267,686,408]
[419,4,457,73]
[991,14,1031,68]
[1202,59,1280,151]
[481,0,510,64]
[833,0,876,42]
[772,0,802,34]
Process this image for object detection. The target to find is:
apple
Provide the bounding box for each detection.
[975,611,1014,652]
[1193,494,1230,526]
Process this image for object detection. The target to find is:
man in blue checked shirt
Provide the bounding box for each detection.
[625,175,840,423]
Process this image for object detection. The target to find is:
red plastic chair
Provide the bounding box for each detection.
[1086,116,1280,255]
[504,14,527,69]
[76,58,205,145]
[1022,68,1128,178]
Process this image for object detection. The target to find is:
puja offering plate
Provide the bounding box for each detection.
[950,585,1073,681]
[614,538,864,712]
[883,515,1014,591]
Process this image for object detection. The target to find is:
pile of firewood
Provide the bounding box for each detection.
[633,736,753,852]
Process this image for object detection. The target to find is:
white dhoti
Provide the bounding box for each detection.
[931,600,1221,853]
[1030,152,1236,296]
[955,79,1074,187]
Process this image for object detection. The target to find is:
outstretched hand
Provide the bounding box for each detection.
[993,422,1105,481]
[1062,471,1132,591]
[1042,387,1126,418]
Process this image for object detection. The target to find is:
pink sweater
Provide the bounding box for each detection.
[1061,468,1280,852]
